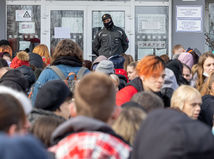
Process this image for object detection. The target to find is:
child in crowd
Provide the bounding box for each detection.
[49,72,131,159]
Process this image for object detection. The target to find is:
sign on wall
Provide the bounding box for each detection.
[16,10,32,21]
[176,6,202,32]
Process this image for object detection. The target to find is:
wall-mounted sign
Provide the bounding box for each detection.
[62,17,83,34]
[138,14,166,34]
[176,6,202,32]
[19,22,35,34]
[16,10,32,21]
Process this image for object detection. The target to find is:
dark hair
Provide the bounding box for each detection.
[131,91,164,112]
[0,93,25,132]
[160,54,170,64]
[31,116,65,147]
[0,58,8,68]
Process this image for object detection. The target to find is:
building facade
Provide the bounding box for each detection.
[1,0,211,60]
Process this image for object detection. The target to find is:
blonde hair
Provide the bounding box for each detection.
[33,44,50,63]
[171,85,201,111]
[112,107,147,145]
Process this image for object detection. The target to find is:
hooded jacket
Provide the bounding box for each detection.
[0,134,49,159]
[49,116,130,159]
[131,108,214,159]
[199,95,214,127]
[0,69,29,93]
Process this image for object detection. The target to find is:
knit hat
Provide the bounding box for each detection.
[34,80,70,111]
[10,51,29,69]
[95,60,114,75]
[0,70,29,93]
[92,55,107,70]
[108,55,125,69]
[16,65,36,87]
[131,108,214,159]
[178,52,194,69]
[29,53,44,68]
[102,14,112,21]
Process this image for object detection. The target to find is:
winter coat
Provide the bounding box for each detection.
[30,56,89,105]
[131,108,214,159]
[49,116,131,159]
[0,133,49,159]
[0,69,29,93]
[199,95,214,127]
[92,25,129,58]
[116,77,170,107]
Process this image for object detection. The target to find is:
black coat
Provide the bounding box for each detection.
[131,108,214,159]
[92,25,129,58]
[199,95,214,127]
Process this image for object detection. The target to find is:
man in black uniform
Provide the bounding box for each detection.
[92,14,129,58]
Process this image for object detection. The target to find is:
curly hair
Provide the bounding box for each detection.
[52,39,83,62]
[136,55,165,79]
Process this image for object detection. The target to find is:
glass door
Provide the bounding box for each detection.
[7,5,41,56]
[49,10,84,55]
[89,7,132,60]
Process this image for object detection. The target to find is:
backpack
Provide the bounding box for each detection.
[48,66,88,92]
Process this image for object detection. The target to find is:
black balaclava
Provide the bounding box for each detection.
[102,14,114,29]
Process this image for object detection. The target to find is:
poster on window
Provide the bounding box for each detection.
[138,14,166,34]
[19,22,35,34]
[16,10,32,21]
[62,17,83,34]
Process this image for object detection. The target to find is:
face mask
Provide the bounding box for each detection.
[203,72,209,77]
[103,20,114,29]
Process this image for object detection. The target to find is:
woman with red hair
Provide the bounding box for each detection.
[116,55,168,106]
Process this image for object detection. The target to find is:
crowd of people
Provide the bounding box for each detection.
[1,37,214,159]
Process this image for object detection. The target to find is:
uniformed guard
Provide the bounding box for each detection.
[92,14,129,58]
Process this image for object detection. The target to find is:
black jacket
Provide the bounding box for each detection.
[92,25,129,58]
[199,95,214,127]
[131,108,214,159]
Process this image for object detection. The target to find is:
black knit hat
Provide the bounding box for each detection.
[34,80,70,111]
[102,14,112,21]
[29,53,44,68]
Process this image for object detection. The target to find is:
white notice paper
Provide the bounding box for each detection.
[19,22,35,34]
[177,19,201,32]
[62,17,83,33]
[54,27,70,39]
[16,10,32,21]
[138,48,154,60]
[138,14,166,34]
[19,41,31,50]
[177,6,202,18]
